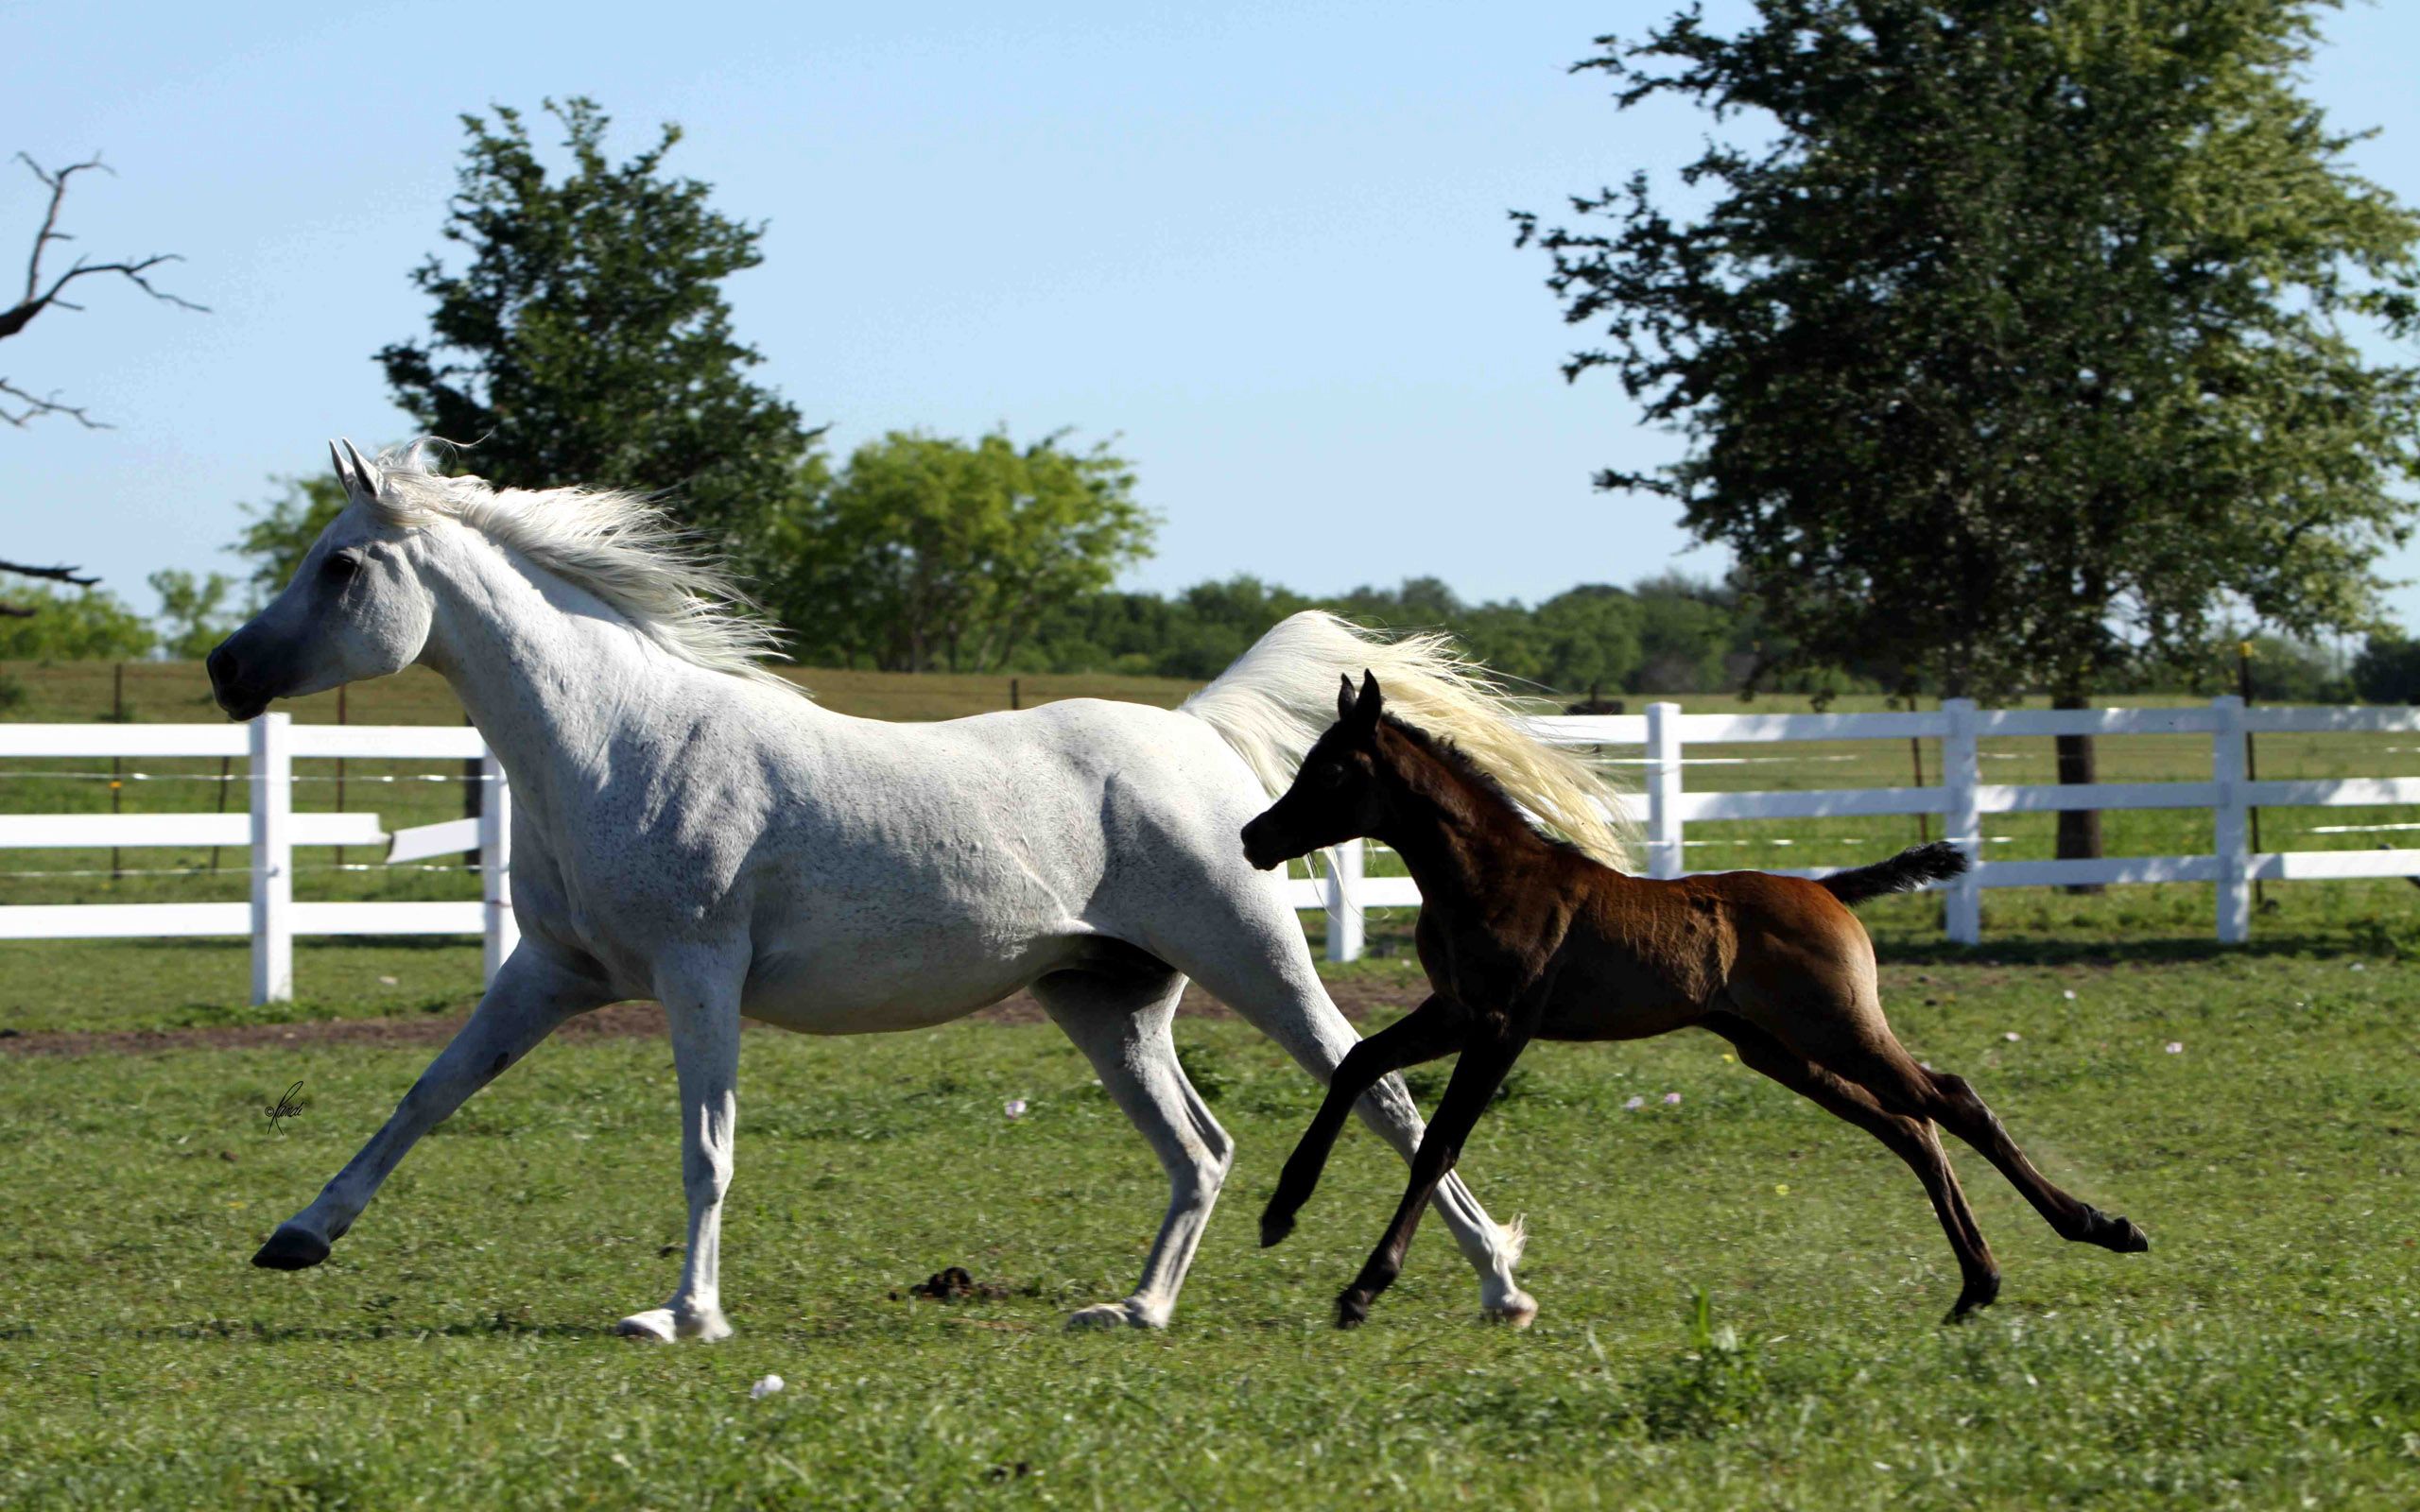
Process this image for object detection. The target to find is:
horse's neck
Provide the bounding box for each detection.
[414,532,750,816]
[1374,738,1549,905]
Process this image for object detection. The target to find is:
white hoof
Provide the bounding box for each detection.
[1483,1290,1540,1330]
[615,1306,732,1343]
[1064,1299,1161,1332]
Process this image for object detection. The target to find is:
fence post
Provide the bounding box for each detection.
[1942,698,1981,945]
[2212,695,2249,944]
[480,750,517,984]
[1324,840,1365,964]
[249,713,293,1004]
[1647,701,1685,880]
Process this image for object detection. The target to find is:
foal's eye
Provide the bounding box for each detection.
[1314,763,1346,789]
[322,554,361,584]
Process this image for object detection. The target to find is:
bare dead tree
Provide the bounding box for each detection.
[0,558,100,615]
[2,152,205,428]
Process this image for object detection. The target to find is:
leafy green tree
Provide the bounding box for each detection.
[772,431,1155,673]
[0,585,152,660]
[379,98,813,550]
[1533,586,1644,693]
[1521,0,2420,868]
[2353,634,2420,705]
[147,569,237,660]
[228,474,348,599]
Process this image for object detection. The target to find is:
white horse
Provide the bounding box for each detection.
[209,440,1635,1341]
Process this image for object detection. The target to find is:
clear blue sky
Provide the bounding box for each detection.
[9,1,2419,630]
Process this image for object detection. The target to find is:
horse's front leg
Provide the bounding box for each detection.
[252,946,612,1270]
[615,957,745,1343]
[1336,1019,1532,1329]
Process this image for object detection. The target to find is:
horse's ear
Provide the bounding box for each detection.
[1337,672,1358,726]
[337,438,384,504]
[1351,669,1384,730]
[329,439,357,497]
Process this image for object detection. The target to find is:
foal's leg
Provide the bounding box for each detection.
[1261,994,1465,1247]
[1335,1022,1532,1329]
[1703,1012,2001,1320]
[1777,992,2151,1256]
[616,960,746,1343]
[1151,892,1535,1323]
[252,946,612,1271]
[1033,965,1234,1331]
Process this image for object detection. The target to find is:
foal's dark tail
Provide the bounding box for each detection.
[1819,841,1970,908]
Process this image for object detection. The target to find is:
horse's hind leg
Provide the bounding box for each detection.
[1759,983,2151,1256]
[1032,963,1234,1331]
[1703,1011,2001,1320]
[1148,884,1537,1325]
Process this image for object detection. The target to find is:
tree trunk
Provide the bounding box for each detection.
[2052,687,2103,894]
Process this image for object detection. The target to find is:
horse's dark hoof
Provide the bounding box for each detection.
[1947,1272,2001,1321]
[2081,1208,2150,1253]
[251,1225,331,1270]
[1259,1209,1295,1249]
[1335,1291,1370,1330]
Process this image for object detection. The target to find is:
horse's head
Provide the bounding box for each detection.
[207,440,442,721]
[1240,670,1392,869]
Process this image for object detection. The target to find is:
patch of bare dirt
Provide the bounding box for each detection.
[0,976,1414,1058]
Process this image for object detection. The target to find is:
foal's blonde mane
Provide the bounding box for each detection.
[366,443,798,694]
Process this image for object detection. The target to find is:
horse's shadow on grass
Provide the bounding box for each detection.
[121,1314,619,1344]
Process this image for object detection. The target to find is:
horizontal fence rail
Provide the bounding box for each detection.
[0,713,511,1002]
[7,698,2418,985]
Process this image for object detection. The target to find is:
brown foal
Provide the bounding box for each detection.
[1241,672,2151,1329]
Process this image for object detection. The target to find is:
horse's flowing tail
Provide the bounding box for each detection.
[1181,610,1637,869]
[1819,840,1970,908]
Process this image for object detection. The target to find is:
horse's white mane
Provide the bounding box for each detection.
[366,443,798,694]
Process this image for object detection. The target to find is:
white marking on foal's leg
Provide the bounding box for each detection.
[1036,971,1232,1332]
[617,971,742,1344]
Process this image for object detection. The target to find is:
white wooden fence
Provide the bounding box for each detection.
[0,714,513,1002]
[1296,696,2420,960]
[7,698,2418,992]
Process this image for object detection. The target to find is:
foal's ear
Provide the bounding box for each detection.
[1337,672,1358,726]
[1350,669,1384,731]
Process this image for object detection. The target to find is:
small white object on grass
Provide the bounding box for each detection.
[1623,1095,1646,1111]
[1004,1098,1028,1120]
[2062,989,2077,1001]
[750,1375,784,1400]
[2164,1041,2184,1055]
[2004,1031,2022,1042]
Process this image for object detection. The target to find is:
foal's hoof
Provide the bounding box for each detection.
[1946,1272,2001,1323]
[251,1225,331,1271]
[2081,1208,2151,1253]
[1334,1291,1371,1330]
[1258,1208,1296,1249]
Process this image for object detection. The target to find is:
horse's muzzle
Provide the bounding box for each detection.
[206,638,272,723]
[1239,817,1288,871]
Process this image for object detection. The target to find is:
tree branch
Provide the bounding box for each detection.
[0,152,205,426]
[0,557,100,588]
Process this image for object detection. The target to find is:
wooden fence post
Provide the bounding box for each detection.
[1943,698,1981,945]
[2212,695,2250,944]
[1324,840,1365,963]
[480,750,517,984]
[250,713,293,1004]
[1647,701,1685,880]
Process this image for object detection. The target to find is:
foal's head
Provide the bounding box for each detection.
[1240,671,1400,869]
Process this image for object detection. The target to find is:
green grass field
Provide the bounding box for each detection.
[3,947,2417,1509]
[5,662,2420,1507]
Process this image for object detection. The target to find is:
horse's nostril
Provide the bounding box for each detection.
[207,644,238,687]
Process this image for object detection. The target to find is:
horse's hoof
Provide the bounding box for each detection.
[1065,1300,1157,1332]
[1334,1291,1371,1330]
[616,1310,679,1344]
[1482,1290,1539,1330]
[2082,1208,2151,1253]
[1258,1209,1295,1249]
[1947,1272,2001,1321]
[251,1225,331,1271]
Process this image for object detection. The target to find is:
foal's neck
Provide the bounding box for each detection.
[1372,728,1561,902]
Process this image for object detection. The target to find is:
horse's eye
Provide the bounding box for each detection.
[323,554,360,583]
[1314,763,1346,789]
